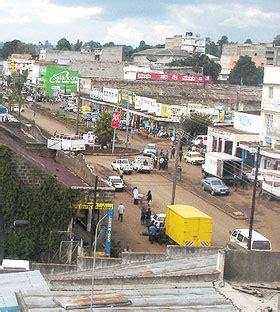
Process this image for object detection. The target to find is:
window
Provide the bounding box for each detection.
[237,233,244,242]
[269,87,274,99]
[232,230,238,237]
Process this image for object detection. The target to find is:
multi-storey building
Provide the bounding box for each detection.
[165,32,206,55]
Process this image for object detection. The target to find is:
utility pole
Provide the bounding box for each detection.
[90,176,99,251]
[125,96,130,148]
[248,145,261,250]
[171,126,183,204]
[75,77,81,135]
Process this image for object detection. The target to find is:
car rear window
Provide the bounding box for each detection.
[252,240,271,250]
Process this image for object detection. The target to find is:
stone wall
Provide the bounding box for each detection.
[21,123,47,144]
[224,250,280,282]
[10,151,42,186]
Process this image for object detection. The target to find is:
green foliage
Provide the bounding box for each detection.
[167,54,221,80]
[217,35,229,56]
[273,34,280,46]
[93,112,114,147]
[244,39,252,44]
[0,40,37,59]
[73,39,83,51]
[82,41,101,49]
[56,38,72,51]
[182,113,212,137]
[0,145,78,261]
[103,42,115,47]
[228,55,263,86]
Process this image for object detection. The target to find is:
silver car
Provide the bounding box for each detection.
[201,177,230,196]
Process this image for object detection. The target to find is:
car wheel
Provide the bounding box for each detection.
[211,190,215,196]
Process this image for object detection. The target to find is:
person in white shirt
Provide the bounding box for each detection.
[133,187,139,205]
[118,203,125,222]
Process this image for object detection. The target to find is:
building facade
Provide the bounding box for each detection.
[165,32,206,55]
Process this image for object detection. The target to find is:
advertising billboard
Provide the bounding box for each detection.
[136,72,212,83]
[40,66,80,97]
[103,88,120,104]
[111,111,121,128]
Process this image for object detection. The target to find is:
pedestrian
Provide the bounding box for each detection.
[141,206,146,225]
[233,174,238,191]
[119,168,124,181]
[177,164,182,180]
[153,156,158,169]
[133,187,139,205]
[148,223,157,244]
[242,172,248,190]
[178,149,183,162]
[146,207,152,222]
[118,202,124,222]
[171,146,176,159]
[159,149,163,157]
[54,130,57,136]
[165,150,169,161]
[159,156,165,170]
[146,190,152,207]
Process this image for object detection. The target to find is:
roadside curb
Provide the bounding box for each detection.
[156,170,247,220]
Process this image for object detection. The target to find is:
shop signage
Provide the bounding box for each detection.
[111,111,121,128]
[136,72,212,83]
[72,202,114,210]
[105,208,114,256]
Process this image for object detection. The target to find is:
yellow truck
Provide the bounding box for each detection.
[165,205,213,247]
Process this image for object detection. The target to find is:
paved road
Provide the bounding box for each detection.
[18,104,280,251]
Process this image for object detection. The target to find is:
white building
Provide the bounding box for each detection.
[165,32,206,55]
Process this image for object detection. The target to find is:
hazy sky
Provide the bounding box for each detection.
[1,0,279,46]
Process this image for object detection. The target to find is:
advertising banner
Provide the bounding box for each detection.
[135,96,156,112]
[89,88,103,100]
[105,208,114,256]
[111,111,121,128]
[120,89,135,108]
[103,88,120,104]
[155,103,162,116]
[40,66,80,97]
[136,72,212,83]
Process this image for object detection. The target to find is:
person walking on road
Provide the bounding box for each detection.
[133,187,139,205]
[118,202,125,222]
[171,146,176,159]
[241,172,248,190]
[141,206,146,225]
[146,190,152,207]
[179,149,183,162]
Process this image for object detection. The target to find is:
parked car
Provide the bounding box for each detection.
[150,213,166,229]
[105,176,124,191]
[229,228,272,251]
[184,151,204,165]
[111,159,133,174]
[26,96,34,102]
[143,143,157,157]
[81,113,93,122]
[201,177,230,196]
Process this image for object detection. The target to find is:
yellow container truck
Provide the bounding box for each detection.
[165,205,213,247]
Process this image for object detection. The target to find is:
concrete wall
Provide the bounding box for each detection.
[21,123,47,144]
[55,151,96,186]
[121,252,166,264]
[32,263,77,275]
[166,246,220,258]
[224,250,280,282]
[77,256,122,271]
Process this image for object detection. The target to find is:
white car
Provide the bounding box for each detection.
[131,156,153,173]
[111,159,133,175]
[26,96,34,102]
[143,143,157,157]
[105,176,124,191]
[184,151,204,165]
[150,213,166,229]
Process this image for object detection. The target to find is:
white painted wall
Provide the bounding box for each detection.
[234,112,261,134]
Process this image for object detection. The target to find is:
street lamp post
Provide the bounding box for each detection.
[90,213,108,311]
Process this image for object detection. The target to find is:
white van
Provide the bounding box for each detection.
[229,229,272,251]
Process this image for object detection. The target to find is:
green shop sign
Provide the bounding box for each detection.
[40,66,80,97]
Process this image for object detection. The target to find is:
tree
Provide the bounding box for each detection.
[205,38,219,57]
[181,113,212,138]
[244,39,252,44]
[217,35,229,56]
[123,45,134,61]
[228,55,263,86]
[273,35,280,46]
[103,42,115,47]
[0,40,37,59]
[56,38,72,51]
[82,41,101,50]
[73,39,83,51]
[93,112,114,147]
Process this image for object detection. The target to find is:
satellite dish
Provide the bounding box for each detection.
[146,55,158,62]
